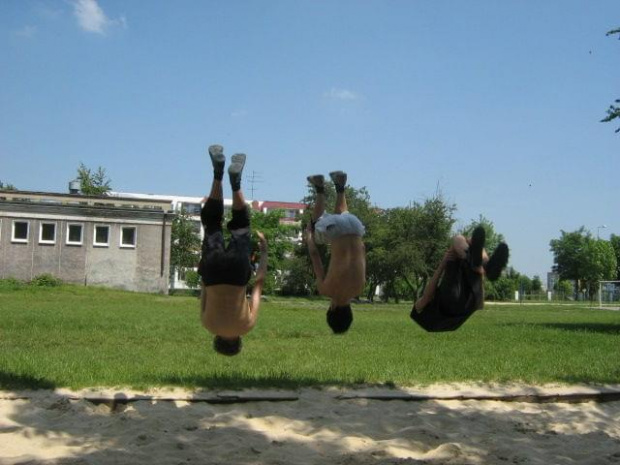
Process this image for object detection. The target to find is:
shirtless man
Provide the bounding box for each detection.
[411,226,509,332]
[306,171,366,333]
[198,145,268,355]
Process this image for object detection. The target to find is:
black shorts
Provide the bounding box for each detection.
[198,198,252,287]
[410,259,483,332]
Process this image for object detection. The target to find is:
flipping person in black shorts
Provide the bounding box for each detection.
[410,226,509,332]
[198,145,268,356]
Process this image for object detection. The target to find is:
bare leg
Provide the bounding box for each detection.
[414,234,467,311]
[462,234,486,275]
[312,192,325,221]
[334,191,348,214]
[414,255,447,311]
[232,188,245,210]
[452,235,468,259]
[207,179,223,202]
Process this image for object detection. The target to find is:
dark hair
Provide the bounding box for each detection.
[326,305,353,334]
[213,336,242,356]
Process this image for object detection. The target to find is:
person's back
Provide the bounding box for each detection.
[323,235,366,303]
[306,171,367,333]
[201,285,254,338]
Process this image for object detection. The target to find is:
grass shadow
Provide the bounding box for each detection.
[149,373,392,391]
[0,371,56,390]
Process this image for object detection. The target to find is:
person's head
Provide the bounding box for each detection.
[213,336,242,356]
[326,304,353,334]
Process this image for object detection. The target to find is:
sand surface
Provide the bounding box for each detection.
[1,384,620,465]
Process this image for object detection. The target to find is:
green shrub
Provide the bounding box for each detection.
[184,269,201,290]
[30,274,63,287]
[0,277,26,290]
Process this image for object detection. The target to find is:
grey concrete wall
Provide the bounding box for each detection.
[0,216,37,281]
[0,207,173,294]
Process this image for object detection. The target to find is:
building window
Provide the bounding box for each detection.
[39,222,57,244]
[66,223,83,245]
[93,225,110,247]
[181,202,202,215]
[12,220,29,243]
[120,226,137,248]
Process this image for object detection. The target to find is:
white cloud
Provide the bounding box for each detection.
[324,88,361,101]
[72,0,126,35]
[14,26,37,39]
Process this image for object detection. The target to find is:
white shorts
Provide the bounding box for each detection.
[314,212,365,244]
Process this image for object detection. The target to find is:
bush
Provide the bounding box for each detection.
[280,256,314,296]
[30,274,63,287]
[184,269,201,290]
[0,277,26,290]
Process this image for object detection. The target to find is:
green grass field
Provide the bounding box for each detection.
[1,284,619,390]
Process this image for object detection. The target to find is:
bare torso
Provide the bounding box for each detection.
[320,235,366,305]
[200,284,256,338]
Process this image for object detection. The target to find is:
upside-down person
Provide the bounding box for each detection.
[198,145,268,355]
[410,226,509,332]
[306,171,366,334]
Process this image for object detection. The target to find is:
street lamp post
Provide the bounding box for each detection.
[597,224,607,239]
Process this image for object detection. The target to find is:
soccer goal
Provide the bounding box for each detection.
[598,281,620,310]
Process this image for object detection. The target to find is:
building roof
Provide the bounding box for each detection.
[255,200,306,210]
[0,189,172,211]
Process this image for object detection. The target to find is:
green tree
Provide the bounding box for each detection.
[486,276,516,301]
[460,215,506,256]
[249,209,298,294]
[555,280,574,300]
[601,28,620,133]
[170,207,201,285]
[550,227,617,299]
[531,275,543,292]
[76,163,112,195]
[581,239,617,300]
[610,234,620,280]
[289,183,455,302]
[517,274,533,294]
[0,180,17,190]
[365,195,455,302]
[550,227,589,298]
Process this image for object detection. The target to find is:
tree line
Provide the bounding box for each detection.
[5,163,616,302]
[550,228,619,301]
[172,179,554,303]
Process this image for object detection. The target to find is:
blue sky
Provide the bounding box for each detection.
[1,0,618,281]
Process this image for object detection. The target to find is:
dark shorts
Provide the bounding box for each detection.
[410,259,483,332]
[198,198,252,287]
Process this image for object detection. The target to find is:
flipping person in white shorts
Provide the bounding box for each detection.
[306,171,367,333]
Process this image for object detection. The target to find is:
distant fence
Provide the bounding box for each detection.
[510,291,597,304]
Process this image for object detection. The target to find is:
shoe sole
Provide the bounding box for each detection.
[307,174,324,187]
[469,226,486,269]
[228,153,246,174]
[485,243,509,281]
[329,171,347,187]
[208,145,225,164]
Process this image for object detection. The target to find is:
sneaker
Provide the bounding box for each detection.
[468,226,486,269]
[329,171,347,191]
[208,144,225,172]
[307,174,325,189]
[228,153,246,190]
[485,242,509,281]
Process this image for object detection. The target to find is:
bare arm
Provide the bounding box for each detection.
[414,249,452,311]
[250,231,268,320]
[306,224,327,294]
